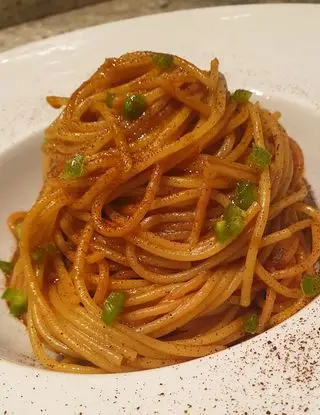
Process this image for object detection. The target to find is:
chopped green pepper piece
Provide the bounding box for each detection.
[224,203,243,222]
[247,144,272,171]
[224,203,244,237]
[301,274,320,297]
[62,154,85,180]
[0,261,13,275]
[123,94,147,120]
[106,92,115,108]
[2,287,18,301]
[244,313,258,334]
[10,292,27,316]
[31,247,45,262]
[228,215,244,237]
[2,288,27,317]
[214,203,245,243]
[102,291,127,325]
[214,220,228,243]
[15,222,23,240]
[152,53,174,70]
[231,89,252,104]
[234,180,258,211]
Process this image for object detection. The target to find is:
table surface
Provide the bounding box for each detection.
[0,0,316,53]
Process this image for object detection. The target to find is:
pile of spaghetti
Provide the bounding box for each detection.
[2,51,320,374]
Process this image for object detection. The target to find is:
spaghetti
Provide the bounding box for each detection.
[2,51,320,373]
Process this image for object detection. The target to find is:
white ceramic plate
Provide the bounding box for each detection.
[1,4,320,414]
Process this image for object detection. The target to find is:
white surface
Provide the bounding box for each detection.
[0,4,320,414]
